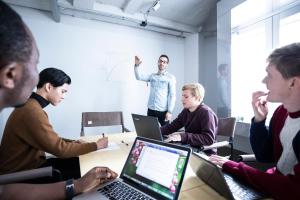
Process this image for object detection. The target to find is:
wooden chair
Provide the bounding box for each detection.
[80,111,130,136]
[201,117,237,159]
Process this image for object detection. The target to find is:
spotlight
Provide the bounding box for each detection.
[152,0,160,11]
[140,21,147,27]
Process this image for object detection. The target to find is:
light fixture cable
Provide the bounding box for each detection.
[140,0,161,27]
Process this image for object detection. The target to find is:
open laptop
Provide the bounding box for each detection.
[190,152,265,200]
[74,136,191,200]
[132,113,166,141]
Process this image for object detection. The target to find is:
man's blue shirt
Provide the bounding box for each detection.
[134,65,176,113]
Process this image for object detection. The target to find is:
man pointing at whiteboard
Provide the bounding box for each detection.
[134,55,176,126]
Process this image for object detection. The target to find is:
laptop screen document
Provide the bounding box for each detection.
[121,137,190,200]
[74,136,191,200]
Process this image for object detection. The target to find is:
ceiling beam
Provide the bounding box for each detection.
[73,0,95,10]
[59,2,198,33]
[50,0,60,22]
[123,0,144,14]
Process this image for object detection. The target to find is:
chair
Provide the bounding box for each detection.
[80,111,130,136]
[201,117,237,159]
[0,167,61,184]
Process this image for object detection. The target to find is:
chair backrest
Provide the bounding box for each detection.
[81,111,126,136]
[217,117,237,139]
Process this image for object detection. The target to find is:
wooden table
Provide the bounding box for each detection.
[80,132,225,200]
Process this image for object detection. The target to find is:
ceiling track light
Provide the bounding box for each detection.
[151,0,160,11]
[140,0,161,27]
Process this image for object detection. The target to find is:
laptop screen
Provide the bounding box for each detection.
[121,137,190,200]
[132,113,164,141]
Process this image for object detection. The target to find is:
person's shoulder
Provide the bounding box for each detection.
[198,103,216,115]
[16,98,44,115]
[165,72,176,81]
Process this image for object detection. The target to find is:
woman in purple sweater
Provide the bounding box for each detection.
[161,83,218,155]
[210,43,300,200]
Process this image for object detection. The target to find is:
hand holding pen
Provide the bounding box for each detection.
[96,133,108,149]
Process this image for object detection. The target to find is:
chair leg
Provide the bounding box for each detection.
[229,144,234,160]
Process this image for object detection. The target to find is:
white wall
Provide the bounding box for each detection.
[0,6,190,140]
[198,6,218,113]
[200,36,218,112]
[184,33,199,83]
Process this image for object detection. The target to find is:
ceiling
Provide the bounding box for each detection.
[4,0,218,37]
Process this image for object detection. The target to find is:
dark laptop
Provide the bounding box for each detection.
[74,136,191,200]
[132,113,165,141]
[190,152,265,200]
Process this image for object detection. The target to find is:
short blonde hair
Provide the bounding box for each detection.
[182,83,205,102]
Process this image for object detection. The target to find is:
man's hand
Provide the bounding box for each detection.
[252,91,268,122]
[74,167,118,194]
[209,155,229,168]
[96,137,108,150]
[135,56,142,66]
[165,112,172,122]
[164,132,181,143]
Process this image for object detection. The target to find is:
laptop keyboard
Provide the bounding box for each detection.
[224,174,261,200]
[97,181,153,200]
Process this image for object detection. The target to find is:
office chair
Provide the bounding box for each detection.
[201,117,237,159]
[80,111,130,136]
[0,167,61,184]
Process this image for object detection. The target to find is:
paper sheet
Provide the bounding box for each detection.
[96,142,120,152]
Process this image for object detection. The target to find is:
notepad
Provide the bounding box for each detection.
[96,142,120,152]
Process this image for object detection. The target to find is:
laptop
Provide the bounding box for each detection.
[190,152,265,200]
[132,113,166,141]
[74,136,191,200]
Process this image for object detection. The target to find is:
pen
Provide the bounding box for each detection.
[121,140,129,146]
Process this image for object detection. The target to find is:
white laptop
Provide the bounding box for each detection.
[74,136,191,200]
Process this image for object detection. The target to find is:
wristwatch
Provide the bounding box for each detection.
[65,179,75,200]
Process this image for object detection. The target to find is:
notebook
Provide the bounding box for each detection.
[132,113,165,141]
[74,136,191,200]
[189,152,265,200]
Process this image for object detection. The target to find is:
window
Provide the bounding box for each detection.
[280,8,300,45]
[227,0,300,123]
[231,22,267,122]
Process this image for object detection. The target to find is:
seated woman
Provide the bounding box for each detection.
[0,68,108,180]
[161,83,218,155]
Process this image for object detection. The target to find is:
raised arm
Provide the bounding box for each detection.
[180,110,217,147]
[134,56,151,82]
[250,91,274,162]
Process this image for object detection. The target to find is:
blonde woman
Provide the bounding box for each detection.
[162,83,218,155]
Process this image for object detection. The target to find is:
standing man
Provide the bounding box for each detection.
[0,1,117,199]
[134,55,176,126]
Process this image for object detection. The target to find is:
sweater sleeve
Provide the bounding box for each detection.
[250,118,274,162]
[160,110,185,135]
[20,106,97,158]
[180,109,217,147]
[223,160,300,200]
